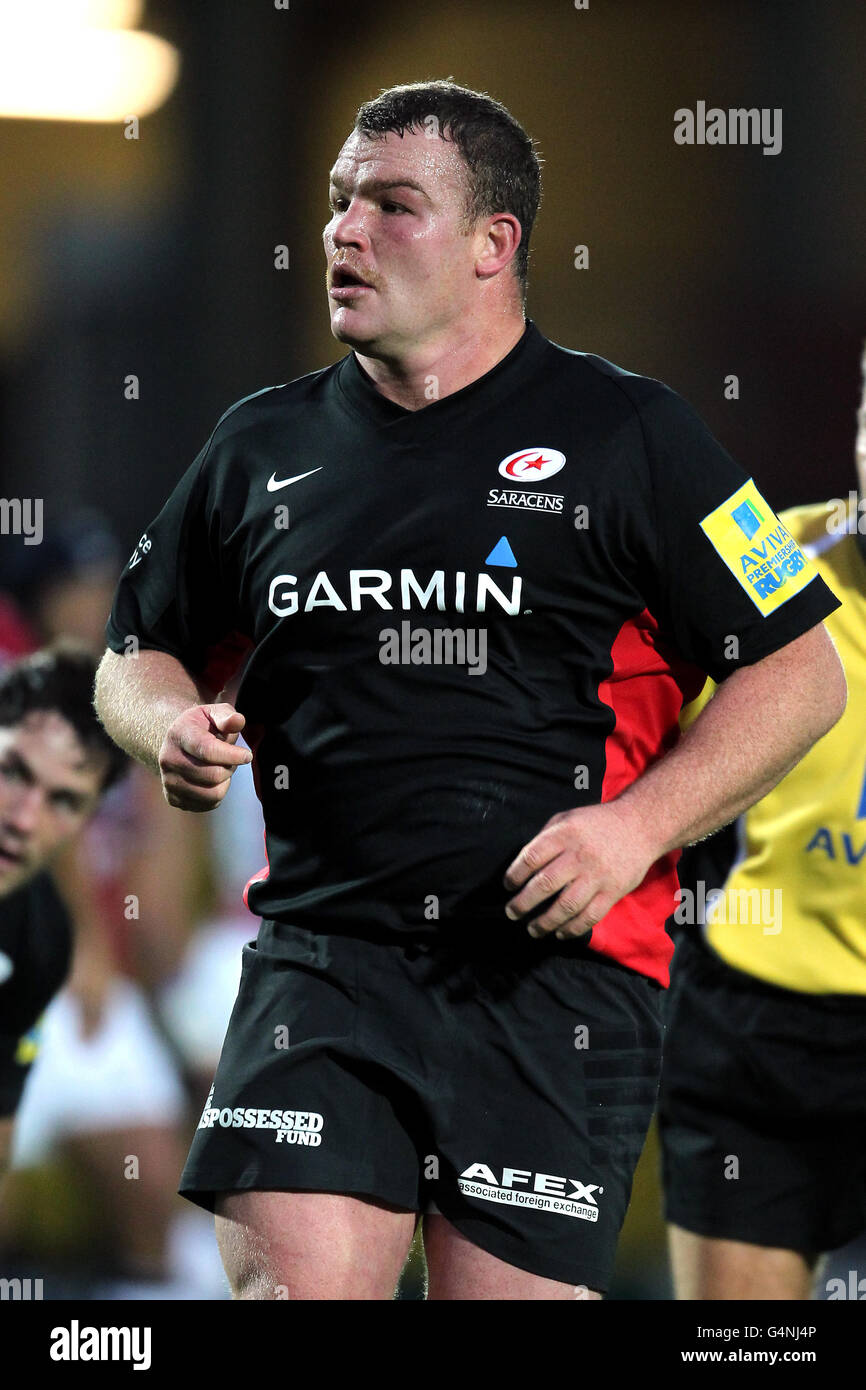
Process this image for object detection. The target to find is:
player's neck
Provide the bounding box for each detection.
[353,315,527,412]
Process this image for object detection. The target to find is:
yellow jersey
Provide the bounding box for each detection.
[681,501,866,994]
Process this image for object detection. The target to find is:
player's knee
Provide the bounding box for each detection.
[215,1210,278,1300]
[230,1262,281,1301]
[221,1239,283,1300]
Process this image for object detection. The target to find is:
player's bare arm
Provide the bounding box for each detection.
[504,621,846,938]
[94,648,252,812]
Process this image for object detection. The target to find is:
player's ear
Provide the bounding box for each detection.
[475,214,522,282]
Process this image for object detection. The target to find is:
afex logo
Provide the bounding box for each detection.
[458,1163,603,1222]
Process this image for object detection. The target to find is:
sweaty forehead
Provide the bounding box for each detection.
[329,128,469,201]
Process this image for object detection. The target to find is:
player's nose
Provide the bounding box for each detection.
[6,786,40,838]
[330,201,370,252]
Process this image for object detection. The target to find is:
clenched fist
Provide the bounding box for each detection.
[158,703,252,812]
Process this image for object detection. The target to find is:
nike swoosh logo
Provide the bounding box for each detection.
[267,468,323,491]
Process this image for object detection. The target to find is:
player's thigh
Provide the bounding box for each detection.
[423,1214,601,1301]
[215,1188,418,1300]
[667,1223,816,1301]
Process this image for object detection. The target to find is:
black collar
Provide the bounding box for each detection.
[335,319,549,430]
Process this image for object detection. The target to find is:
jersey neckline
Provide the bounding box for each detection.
[334,318,549,430]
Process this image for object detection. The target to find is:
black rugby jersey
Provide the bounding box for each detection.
[105,321,839,984]
[0,873,72,1114]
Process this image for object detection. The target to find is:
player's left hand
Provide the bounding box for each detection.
[502,801,658,939]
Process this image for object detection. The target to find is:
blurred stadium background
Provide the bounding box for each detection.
[1,0,865,1299]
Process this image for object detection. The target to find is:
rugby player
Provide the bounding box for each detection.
[94,80,846,1301]
[659,342,866,1300]
[0,645,126,1175]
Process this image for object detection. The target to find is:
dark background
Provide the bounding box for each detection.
[1,0,864,539]
[1,0,864,1299]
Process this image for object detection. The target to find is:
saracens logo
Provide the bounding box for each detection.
[497,447,566,483]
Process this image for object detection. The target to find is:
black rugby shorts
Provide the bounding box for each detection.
[659,929,866,1255]
[180,918,664,1291]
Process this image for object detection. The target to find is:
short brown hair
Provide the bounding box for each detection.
[354,79,543,302]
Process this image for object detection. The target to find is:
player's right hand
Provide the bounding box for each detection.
[158,703,253,812]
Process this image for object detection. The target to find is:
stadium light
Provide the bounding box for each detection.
[0,1,144,30]
[0,1,179,122]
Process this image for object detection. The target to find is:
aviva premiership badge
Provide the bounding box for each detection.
[700,480,815,615]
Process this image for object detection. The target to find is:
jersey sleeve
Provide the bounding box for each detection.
[633,383,841,683]
[104,442,239,680]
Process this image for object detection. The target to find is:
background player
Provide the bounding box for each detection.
[659,341,866,1300]
[95,80,845,1300]
[0,524,228,1299]
[0,645,126,1175]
